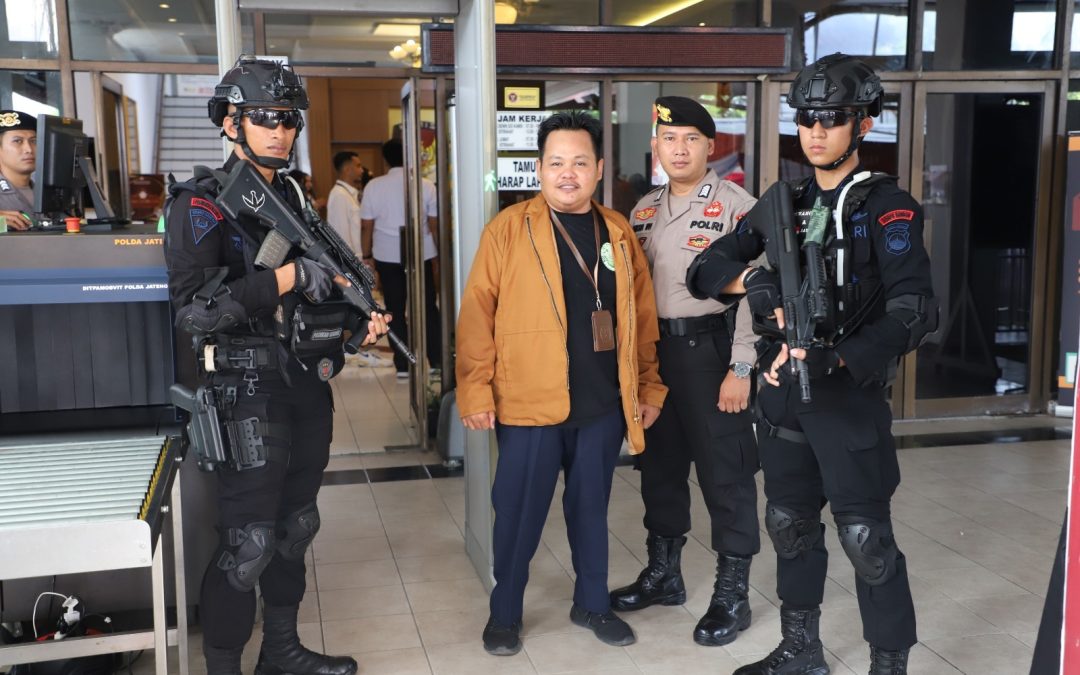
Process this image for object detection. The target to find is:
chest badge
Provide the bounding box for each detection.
[635,206,657,221]
[687,234,711,249]
[703,200,724,218]
[600,242,616,271]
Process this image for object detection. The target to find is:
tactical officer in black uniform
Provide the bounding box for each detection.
[687,54,937,675]
[165,56,388,675]
[610,97,760,647]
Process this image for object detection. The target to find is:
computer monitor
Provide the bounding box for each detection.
[32,114,119,227]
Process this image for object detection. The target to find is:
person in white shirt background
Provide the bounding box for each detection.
[360,139,441,379]
[326,151,392,368]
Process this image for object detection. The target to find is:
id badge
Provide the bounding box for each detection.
[591,309,615,352]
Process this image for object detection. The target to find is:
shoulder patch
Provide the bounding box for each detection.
[878,209,913,227]
[883,222,911,255]
[635,207,657,221]
[189,195,223,246]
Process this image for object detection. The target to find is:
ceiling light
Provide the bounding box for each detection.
[373,23,423,38]
[167,17,177,22]
[630,0,705,27]
[389,39,421,68]
[494,1,518,24]
[159,2,170,7]
[698,22,706,26]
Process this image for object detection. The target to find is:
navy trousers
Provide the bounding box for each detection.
[489,408,625,626]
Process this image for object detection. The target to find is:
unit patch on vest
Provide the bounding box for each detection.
[878,209,913,227]
[703,200,723,218]
[686,234,711,249]
[689,220,724,232]
[883,222,911,256]
[189,196,224,245]
[635,207,657,221]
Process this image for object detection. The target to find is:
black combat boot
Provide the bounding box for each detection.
[868,645,909,675]
[204,644,244,675]
[732,607,829,675]
[256,604,358,675]
[693,553,752,646]
[609,534,687,611]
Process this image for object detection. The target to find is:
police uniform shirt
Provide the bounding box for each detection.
[0,169,33,215]
[629,169,758,366]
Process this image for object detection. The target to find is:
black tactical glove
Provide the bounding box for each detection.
[743,267,782,318]
[294,257,335,303]
[801,345,841,378]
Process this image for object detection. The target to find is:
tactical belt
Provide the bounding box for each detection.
[658,314,727,338]
[757,416,808,445]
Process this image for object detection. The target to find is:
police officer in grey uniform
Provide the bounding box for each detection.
[609,97,760,647]
[0,110,36,230]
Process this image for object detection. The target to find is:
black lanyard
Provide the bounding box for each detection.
[550,209,603,311]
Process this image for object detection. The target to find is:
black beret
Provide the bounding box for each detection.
[655,96,715,138]
[0,110,36,132]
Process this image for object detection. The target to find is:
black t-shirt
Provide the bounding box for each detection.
[552,209,620,427]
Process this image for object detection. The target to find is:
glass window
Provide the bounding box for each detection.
[1069,2,1080,68]
[607,0,758,27]
[916,92,1043,399]
[0,70,62,116]
[612,82,749,217]
[265,15,450,67]
[1,0,58,59]
[772,0,908,71]
[508,0,599,25]
[68,1,253,64]
[777,92,900,184]
[923,0,1056,70]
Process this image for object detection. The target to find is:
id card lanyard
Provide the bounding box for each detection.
[550,209,616,352]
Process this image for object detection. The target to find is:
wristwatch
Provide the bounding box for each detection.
[731,361,753,379]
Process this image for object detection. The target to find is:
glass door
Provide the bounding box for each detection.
[908,81,1055,416]
[401,77,430,443]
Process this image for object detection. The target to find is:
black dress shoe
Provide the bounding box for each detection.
[482,618,522,656]
[569,604,636,646]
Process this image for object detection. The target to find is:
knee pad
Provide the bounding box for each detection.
[835,515,899,586]
[217,521,276,592]
[277,502,320,561]
[765,504,822,560]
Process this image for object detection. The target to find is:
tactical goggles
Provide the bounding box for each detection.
[240,108,303,130]
[795,108,856,129]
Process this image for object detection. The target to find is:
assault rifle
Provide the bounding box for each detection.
[748,181,829,403]
[211,160,416,364]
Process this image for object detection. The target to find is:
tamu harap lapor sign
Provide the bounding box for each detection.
[496,157,541,192]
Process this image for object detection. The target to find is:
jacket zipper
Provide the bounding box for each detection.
[619,240,640,423]
[525,214,571,391]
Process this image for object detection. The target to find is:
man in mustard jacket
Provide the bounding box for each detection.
[457,111,668,656]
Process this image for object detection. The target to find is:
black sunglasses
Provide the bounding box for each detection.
[240,108,303,130]
[795,108,855,130]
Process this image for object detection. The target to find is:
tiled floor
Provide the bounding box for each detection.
[167,359,1068,675]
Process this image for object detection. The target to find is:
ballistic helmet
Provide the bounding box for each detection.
[788,53,882,117]
[208,55,308,128]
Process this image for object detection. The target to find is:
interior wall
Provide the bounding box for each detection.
[306,77,435,206]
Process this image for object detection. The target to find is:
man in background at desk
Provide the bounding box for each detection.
[0,110,35,231]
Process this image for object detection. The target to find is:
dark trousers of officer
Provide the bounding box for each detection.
[640,321,760,556]
[201,372,333,650]
[489,407,625,626]
[756,372,917,651]
[375,258,441,373]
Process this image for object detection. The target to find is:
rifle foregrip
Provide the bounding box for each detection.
[797,360,812,403]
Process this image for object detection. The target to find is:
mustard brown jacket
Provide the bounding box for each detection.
[456,194,668,454]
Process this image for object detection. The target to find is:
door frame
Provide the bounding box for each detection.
[906,79,1057,418]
